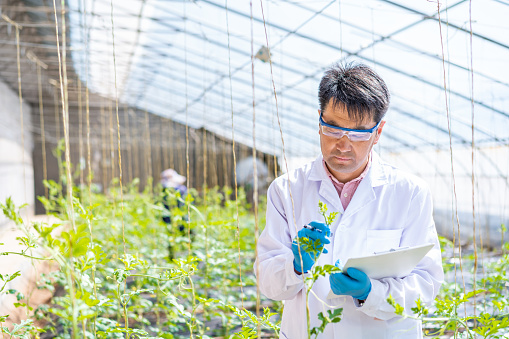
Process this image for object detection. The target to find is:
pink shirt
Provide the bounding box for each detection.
[323,154,372,210]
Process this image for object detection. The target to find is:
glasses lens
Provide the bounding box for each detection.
[348,131,372,141]
[321,125,345,138]
[321,125,372,141]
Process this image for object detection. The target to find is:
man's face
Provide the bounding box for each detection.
[319,101,385,183]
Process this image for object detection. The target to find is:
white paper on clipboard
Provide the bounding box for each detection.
[327,243,435,300]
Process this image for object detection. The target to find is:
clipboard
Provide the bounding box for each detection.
[327,243,434,299]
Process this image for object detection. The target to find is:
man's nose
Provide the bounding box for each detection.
[336,134,352,152]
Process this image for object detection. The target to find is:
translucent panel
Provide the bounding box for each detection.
[67,0,509,160]
[445,0,509,49]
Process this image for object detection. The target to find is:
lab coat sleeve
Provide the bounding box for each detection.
[254,181,307,301]
[357,184,444,320]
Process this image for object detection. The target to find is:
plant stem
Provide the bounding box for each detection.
[188,274,197,338]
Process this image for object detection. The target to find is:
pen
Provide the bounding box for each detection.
[303,224,333,236]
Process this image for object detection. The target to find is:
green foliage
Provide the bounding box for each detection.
[302,201,342,339]
[472,313,509,338]
[310,308,342,338]
[2,172,509,338]
[318,201,339,228]
[410,296,429,318]
[386,295,405,316]
[1,182,275,338]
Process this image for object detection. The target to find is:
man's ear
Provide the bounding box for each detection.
[318,110,321,135]
[373,120,386,145]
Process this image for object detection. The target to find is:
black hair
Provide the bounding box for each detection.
[318,61,390,123]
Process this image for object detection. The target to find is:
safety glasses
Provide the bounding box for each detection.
[319,112,381,142]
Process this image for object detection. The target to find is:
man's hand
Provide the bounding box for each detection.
[329,267,371,300]
[292,221,331,274]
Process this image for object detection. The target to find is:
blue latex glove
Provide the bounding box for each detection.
[329,267,372,300]
[292,221,331,273]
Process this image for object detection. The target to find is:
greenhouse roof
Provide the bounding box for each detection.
[2,0,509,159]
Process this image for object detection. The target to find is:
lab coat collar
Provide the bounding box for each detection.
[308,151,388,214]
[308,151,388,187]
[309,155,343,212]
[368,151,389,187]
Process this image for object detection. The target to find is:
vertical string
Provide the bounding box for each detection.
[211,134,218,188]
[183,1,192,258]
[36,62,48,199]
[178,124,185,182]
[144,109,153,193]
[202,44,209,297]
[53,85,62,184]
[169,120,175,170]
[258,0,305,330]
[436,1,467,320]
[249,1,261,334]
[154,118,162,184]
[468,0,479,318]
[133,113,140,181]
[225,0,245,308]
[78,78,84,189]
[222,139,228,188]
[82,0,97,332]
[202,130,208,191]
[338,0,343,58]
[100,102,108,191]
[124,105,132,184]
[182,4,196,337]
[162,116,169,172]
[52,1,78,337]
[110,2,128,333]
[52,0,75,230]
[202,43,208,194]
[108,101,115,182]
[110,0,126,254]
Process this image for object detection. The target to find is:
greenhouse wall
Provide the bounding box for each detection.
[384,147,509,248]
[30,100,279,214]
[0,78,34,224]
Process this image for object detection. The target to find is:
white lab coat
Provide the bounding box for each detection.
[255,152,444,339]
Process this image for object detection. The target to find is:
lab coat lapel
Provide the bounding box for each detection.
[309,156,343,213]
[341,152,388,221]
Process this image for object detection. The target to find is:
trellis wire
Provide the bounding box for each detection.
[35,58,48,200]
[100,101,107,191]
[249,1,261,336]
[257,0,310,333]
[144,109,153,192]
[78,77,83,188]
[124,104,132,184]
[110,2,129,332]
[467,0,484,319]
[52,0,79,337]
[82,0,98,333]
[436,0,468,323]
[225,0,245,308]
[108,102,115,184]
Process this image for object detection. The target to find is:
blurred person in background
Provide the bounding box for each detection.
[161,168,187,224]
[161,168,187,259]
[255,62,444,338]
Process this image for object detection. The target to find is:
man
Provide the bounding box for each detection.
[255,62,443,338]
